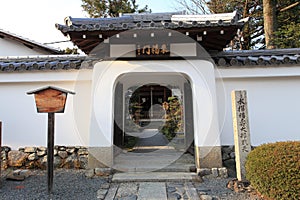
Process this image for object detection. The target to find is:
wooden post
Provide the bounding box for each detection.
[231,90,252,181]
[27,86,75,195]
[47,113,55,194]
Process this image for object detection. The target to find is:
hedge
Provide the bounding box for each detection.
[245,141,300,200]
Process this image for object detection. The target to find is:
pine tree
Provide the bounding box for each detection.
[81,0,149,18]
[177,0,300,49]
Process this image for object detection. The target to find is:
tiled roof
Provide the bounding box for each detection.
[213,48,300,67]
[56,11,242,32]
[0,49,299,73]
[0,55,89,72]
[56,11,245,54]
[0,29,63,55]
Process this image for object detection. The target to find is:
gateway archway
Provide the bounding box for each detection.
[129,84,172,128]
[112,73,195,172]
[89,60,222,170]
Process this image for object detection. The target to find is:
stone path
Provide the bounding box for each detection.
[133,129,170,152]
[102,182,190,200]
[114,129,194,173]
[98,179,262,200]
[138,182,167,200]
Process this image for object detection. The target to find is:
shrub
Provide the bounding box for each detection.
[245,141,300,200]
[161,96,183,140]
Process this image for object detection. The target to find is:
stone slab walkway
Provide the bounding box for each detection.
[138,182,167,200]
[114,129,195,173]
[100,179,262,200]
[133,129,169,152]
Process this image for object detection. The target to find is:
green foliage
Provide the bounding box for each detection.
[274,22,300,48]
[245,141,300,200]
[161,96,183,141]
[179,0,300,49]
[273,0,300,48]
[208,0,264,50]
[81,0,150,18]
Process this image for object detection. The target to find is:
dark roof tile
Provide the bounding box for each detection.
[0,55,87,72]
[213,48,300,67]
[0,49,299,73]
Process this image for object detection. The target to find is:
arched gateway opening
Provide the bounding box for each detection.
[113,73,195,172]
[129,84,172,128]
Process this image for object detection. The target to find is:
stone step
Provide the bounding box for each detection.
[155,164,196,172]
[112,172,201,183]
[113,163,196,173]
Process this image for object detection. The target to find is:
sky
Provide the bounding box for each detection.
[0,0,181,50]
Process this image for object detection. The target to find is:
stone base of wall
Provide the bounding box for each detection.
[1,145,250,174]
[221,146,236,177]
[198,167,228,179]
[195,146,223,168]
[1,146,88,170]
[221,145,255,177]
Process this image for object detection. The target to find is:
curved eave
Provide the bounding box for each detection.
[56,22,244,54]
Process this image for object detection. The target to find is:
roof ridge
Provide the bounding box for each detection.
[0,54,86,62]
[0,28,62,54]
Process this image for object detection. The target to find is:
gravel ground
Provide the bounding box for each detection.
[0,169,108,200]
[0,169,263,200]
[194,178,263,200]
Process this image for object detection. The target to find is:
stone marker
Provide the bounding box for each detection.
[231,90,252,181]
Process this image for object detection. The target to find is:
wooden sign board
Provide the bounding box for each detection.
[34,89,67,113]
[136,43,170,58]
[27,86,75,113]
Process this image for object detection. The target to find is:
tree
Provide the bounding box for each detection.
[177,0,300,49]
[177,0,263,49]
[263,0,277,49]
[273,1,300,48]
[81,0,150,18]
[176,0,211,14]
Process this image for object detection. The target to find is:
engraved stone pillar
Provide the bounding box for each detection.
[231,90,252,181]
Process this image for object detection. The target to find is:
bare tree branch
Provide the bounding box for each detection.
[279,2,299,12]
[176,0,212,14]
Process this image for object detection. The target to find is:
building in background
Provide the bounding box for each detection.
[0,29,62,56]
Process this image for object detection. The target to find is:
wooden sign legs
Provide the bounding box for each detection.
[47,113,55,194]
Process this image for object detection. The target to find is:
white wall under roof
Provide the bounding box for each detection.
[0,70,92,149]
[216,66,300,146]
[0,37,51,56]
[1,62,300,149]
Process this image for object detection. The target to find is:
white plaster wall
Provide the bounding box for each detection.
[216,66,300,146]
[4,61,299,149]
[0,70,92,149]
[0,38,50,56]
[90,60,221,148]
